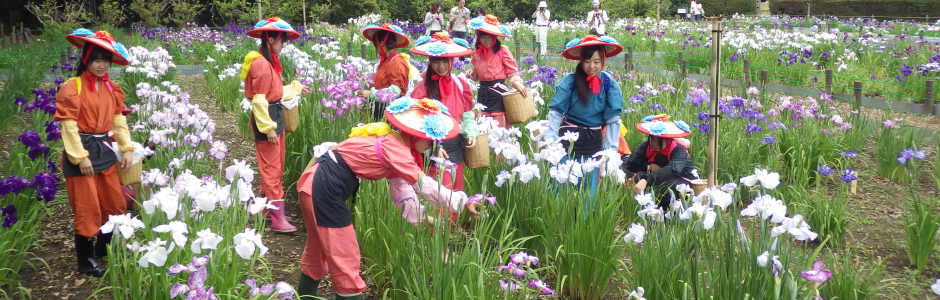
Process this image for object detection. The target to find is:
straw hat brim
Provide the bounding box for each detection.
[385,109,460,141]
[65,35,129,66]
[362,27,411,49]
[562,41,623,60]
[247,27,301,41]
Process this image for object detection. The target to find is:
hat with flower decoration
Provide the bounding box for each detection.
[65,29,130,66]
[384,97,460,141]
[247,17,301,40]
[562,34,623,60]
[635,114,692,138]
[362,23,411,48]
[468,15,512,37]
[410,32,473,58]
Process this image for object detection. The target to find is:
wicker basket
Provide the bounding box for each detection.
[284,106,300,133]
[119,162,142,185]
[502,92,535,124]
[690,179,708,196]
[465,134,490,168]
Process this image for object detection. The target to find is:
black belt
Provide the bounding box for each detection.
[62,132,118,177]
[311,152,360,228]
[250,99,285,141]
[558,120,603,157]
[477,80,505,113]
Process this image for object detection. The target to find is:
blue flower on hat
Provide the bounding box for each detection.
[648,122,666,135]
[565,38,581,50]
[390,25,404,33]
[674,120,691,132]
[422,114,448,140]
[426,43,447,56]
[453,38,470,48]
[273,21,293,30]
[113,42,129,60]
[254,19,269,28]
[469,18,484,29]
[641,115,656,122]
[386,97,413,114]
[415,36,432,46]
[500,26,512,37]
[70,28,95,37]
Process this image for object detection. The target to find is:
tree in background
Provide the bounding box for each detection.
[210,0,257,25]
[309,0,382,24]
[130,0,169,27]
[25,0,94,26]
[98,0,130,27]
[167,0,205,27]
[701,0,757,16]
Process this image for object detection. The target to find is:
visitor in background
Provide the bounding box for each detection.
[691,0,704,21]
[532,1,551,56]
[424,2,446,35]
[449,0,472,40]
[586,0,609,35]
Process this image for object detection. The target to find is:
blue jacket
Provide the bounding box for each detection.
[546,71,623,150]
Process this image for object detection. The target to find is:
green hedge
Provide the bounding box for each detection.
[771,0,940,18]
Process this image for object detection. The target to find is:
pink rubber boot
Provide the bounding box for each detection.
[268,199,297,233]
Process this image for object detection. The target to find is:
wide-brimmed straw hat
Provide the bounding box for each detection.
[247,17,301,40]
[410,32,473,58]
[65,29,130,66]
[635,114,692,138]
[362,23,411,49]
[384,97,460,141]
[562,34,623,60]
[468,15,511,37]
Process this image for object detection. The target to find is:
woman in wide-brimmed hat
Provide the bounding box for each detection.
[56,28,136,277]
[409,31,477,192]
[294,97,481,300]
[242,17,308,233]
[467,14,528,128]
[544,35,624,203]
[622,114,699,208]
[356,23,416,121]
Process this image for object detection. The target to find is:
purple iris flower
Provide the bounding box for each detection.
[839,151,857,159]
[760,135,776,145]
[44,121,61,141]
[13,97,28,107]
[800,261,832,284]
[817,164,836,177]
[697,111,710,121]
[649,103,666,111]
[897,148,927,164]
[839,169,857,183]
[521,56,535,65]
[1,204,16,228]
[745,123,762,134]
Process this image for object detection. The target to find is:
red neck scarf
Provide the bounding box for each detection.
[269,51,283,74]
[83,72,112,93]
[586,74,601,94]
[378,35,394,62]
[431,73,453,100]
[645,138,677,163]
[476,44,491,57]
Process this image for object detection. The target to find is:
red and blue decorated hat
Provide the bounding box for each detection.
[635,114,692,138]
[410,32,473,58]
[384,97,460,141]
[468,15,511,37]
[65,29,130,66]
[362,23,410,49]
[247,17,301,40]
[562,35,623,60]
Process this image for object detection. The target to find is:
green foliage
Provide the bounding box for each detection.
[167,0,205,27]
[130,0,169,27]
[701,0,756,16]
[309,0,382,24]
[904,193,938,271]
[210,0,256,25]
[98,0,131,27]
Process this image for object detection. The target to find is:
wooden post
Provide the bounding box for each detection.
[707,17,722,188]
[760,70,768,89]
[513,29,521,59]
[360,43,366,59]
[824,70,833,94]
[853,81,862,112]
[743,59,751,87]
[346,30,353,58]
[680,59,688,79]
[651,39,657,57]
[926,80,935,116]
[624,46,634,72]
[535,43,541,64]
[302,0,307,29]
[257,1,262,20]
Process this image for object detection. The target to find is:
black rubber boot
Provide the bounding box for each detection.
[94,232,112,258]
[75,234,105,277]
[297,273,320,299]
[335,294,363,300]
